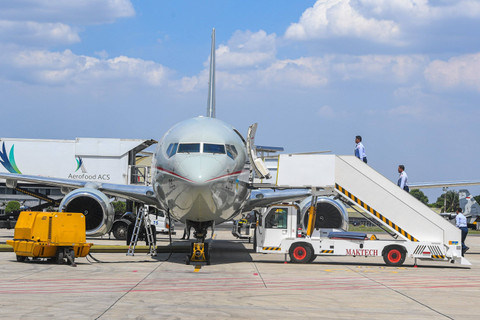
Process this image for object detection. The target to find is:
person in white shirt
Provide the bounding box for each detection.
[354,136,367,163]
[397,165,409,192]
[455,208,469,256]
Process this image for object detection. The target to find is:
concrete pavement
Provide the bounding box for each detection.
[0,229,479,319]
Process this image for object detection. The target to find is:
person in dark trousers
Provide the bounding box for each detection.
[455,208,469,256]
[354,135,367,163]
[181,224,191,240]
[397,165,409,192]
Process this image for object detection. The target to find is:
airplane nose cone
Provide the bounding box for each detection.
[177,156,225,183]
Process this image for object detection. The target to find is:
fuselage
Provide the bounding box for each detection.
[152,116,251,225]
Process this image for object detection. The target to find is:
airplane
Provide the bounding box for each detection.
[0,29,310,262]
[410,182,480,229]
[427,189,480,229]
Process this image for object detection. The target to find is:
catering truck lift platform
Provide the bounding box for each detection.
[253,154,471,266]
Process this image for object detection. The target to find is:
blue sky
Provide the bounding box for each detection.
[1,0,480,202]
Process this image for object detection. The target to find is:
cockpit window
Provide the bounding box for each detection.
[178,143,200,153]
[204,143,225,154]
[226,144,238,159]
[166,143,178,158]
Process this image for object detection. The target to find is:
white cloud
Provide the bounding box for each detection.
[177,51,429,93]
[285,0,480,45]
[0,47,170,86]
[424,53,480,91]
[0,0,135,24]
[333,54,427,82]
[285,0,400,44]
[216,30,276,69]
[258,57,329,88]
[0,20,80,45]
[359,0,480,20]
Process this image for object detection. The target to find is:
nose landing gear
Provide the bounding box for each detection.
[185,220,212,266]
[186,242,210,265]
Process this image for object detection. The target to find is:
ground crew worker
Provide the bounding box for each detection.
[397,165,409,192]
[455,208,469,256]
[181,224,191,240]
[354,136,367,163]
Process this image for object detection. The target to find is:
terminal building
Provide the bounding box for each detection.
[0,137,156,214]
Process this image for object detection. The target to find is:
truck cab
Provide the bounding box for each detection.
[256,204,299,249]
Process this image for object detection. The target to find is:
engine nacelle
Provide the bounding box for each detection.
[299,197,348,231]
[59,188,115,237]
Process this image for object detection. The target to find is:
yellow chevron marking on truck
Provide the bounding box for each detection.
[262,247,281,251]
[335,183,418,242]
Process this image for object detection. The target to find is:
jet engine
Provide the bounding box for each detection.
[59,188,115,237]
[299,197,348,231]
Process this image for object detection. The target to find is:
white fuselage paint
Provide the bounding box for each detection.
[152,116,251,224]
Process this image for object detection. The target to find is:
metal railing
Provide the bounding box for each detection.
[128,165,152,186]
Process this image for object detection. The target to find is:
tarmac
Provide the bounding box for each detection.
[1,227,479,320]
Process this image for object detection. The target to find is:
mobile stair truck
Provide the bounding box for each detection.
[253,154,470,266]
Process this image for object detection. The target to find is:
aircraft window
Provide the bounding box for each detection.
[178,143,200,153]
[166,143,178,158]
[265,208,288,229]
[226,144,238,159]
[204,143,225,154]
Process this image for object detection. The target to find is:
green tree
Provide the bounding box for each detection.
[112,201,126,214]
[433,191,459,212]
[5,201,20,214]
[410,189,429,205]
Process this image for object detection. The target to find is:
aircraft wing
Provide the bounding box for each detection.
[410,181,480,189]
[242,189,311,212]
[0,172,159,206]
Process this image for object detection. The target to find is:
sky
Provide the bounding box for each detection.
[1,0,480,202]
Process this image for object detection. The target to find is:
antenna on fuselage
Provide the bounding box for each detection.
[207,28,216,118]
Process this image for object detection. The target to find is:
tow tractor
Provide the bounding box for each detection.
[255,201,466,266]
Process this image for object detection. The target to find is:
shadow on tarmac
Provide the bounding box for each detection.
[252,257,472,269]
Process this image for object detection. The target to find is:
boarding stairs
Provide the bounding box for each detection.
[127,205,157,256]
[270,154,462,247]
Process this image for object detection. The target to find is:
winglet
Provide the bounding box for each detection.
[207,28,216,118]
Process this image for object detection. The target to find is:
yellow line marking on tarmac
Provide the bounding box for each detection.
[194,265,201,272]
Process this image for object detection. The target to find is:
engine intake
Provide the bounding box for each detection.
[59,188,114,237]
[300,197,348,230]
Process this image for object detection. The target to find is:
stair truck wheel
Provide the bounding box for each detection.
[289,243,313,264]
[16,255,26,262]
[382,245,406,266]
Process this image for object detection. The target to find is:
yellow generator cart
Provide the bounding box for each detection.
[7,211,92,266]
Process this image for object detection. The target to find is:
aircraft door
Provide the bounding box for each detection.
[247,123,271,180]
[261,207,289,247]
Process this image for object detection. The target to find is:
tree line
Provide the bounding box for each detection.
[410,189,476,212]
